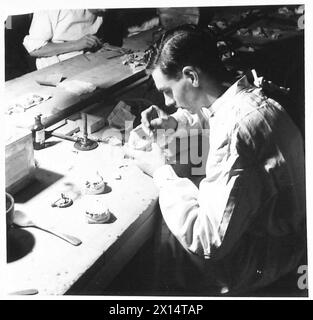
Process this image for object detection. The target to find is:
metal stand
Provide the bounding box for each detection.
[74,113,98,151]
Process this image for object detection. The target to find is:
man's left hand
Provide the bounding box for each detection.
[123,143,166,177]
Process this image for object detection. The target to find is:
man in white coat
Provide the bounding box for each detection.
[125,25,306,295]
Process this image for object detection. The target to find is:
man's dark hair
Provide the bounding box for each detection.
[145,24,229,80]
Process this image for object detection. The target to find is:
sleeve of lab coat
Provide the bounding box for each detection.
[153,112,279,260]
[23,11,55,52]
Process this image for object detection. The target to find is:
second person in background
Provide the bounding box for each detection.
[23,9,107,69]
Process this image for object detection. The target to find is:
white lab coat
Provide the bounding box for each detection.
[23,9,103,69]
[153,74,306,294]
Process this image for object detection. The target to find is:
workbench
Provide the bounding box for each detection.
[4,30,161,296]
[5,7,304,296]
[5,129,159,295]
[4,29,156,130]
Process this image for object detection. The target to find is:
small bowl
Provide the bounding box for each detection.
[6,192,14,227]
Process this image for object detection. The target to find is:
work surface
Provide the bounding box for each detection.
[4,29,156,130]
[5,128,159,296]
[4,29,160,296]
[5,10,303,295]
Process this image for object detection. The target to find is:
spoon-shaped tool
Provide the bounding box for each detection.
[13,211,82,246]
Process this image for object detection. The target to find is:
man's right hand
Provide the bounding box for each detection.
[75,34,102,51]
[141,105,178,134]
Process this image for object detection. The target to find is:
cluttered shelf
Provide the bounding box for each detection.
[5,77,198,295]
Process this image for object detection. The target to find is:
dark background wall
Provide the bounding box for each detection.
[5,13,36,80]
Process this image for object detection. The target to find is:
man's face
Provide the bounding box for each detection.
[152,66,201,114]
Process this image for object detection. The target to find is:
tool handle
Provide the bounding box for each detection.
[9,289,39,295]
[36,225,82,246]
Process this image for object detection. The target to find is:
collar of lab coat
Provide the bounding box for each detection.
[206,73,255,118]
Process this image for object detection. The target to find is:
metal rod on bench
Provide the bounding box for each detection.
[74,113,98,151]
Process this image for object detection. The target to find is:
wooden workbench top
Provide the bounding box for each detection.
[5,128,159,296]
[4,29,156,130]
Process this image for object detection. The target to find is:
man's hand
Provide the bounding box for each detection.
[29,34,103,58]
[141,105,178,135]
[124,143,166,177]
[74,34,102,51]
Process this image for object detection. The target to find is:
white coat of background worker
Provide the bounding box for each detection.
[23,9,105,69]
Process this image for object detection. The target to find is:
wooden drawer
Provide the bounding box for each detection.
[5,128,35,194]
